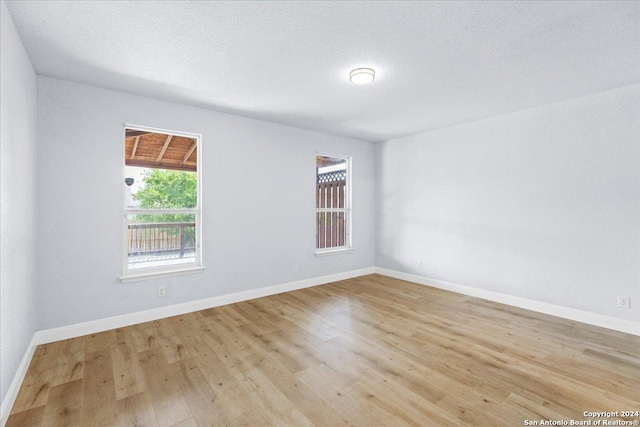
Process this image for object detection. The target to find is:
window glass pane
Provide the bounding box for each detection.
[316,153,349,251]
[125,131,197,171]
[316,156,347,209]
[316,211,347,249]
[125,166,197,210]
[127,213,196,270]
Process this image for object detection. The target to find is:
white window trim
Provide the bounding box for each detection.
[315,247,355,257]
[315,153,353,254]
[119,124,204,283]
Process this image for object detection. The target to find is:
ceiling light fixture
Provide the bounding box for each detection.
[349,68,375,84]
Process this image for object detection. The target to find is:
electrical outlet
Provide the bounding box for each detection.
[334,259,341,269]
[417,262,423,271]
[618,296,630,309]
[158,286,165,297]
[293,264,299,274]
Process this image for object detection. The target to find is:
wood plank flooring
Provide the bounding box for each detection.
[7,274,640,426]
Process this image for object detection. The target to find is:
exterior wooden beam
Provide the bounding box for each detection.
[180,141,197,166]
[130,136,140,159]
[156,135,173,163]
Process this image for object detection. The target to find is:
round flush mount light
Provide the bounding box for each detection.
[349,67,375,84]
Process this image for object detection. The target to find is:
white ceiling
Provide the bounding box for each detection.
[6,1,640,142]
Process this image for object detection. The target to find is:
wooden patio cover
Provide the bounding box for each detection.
[125,129,197,172]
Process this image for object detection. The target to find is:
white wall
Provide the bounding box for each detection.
[376,85,640,323]
[36,76,375,330]
[0,1,38,406]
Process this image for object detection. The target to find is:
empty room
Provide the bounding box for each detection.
[1,1,638,426]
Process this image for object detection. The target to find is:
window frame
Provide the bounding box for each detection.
[119,124,203,283]
[315,152,353,255]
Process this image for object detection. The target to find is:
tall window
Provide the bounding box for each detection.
[122,126,202,280]
[316,154,351,252]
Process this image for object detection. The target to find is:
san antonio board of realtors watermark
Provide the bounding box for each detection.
[524,410,640,426]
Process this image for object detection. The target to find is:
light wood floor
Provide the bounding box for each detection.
[7,274,640,426]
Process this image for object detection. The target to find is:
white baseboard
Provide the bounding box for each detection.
[36,267,375,345]
[1,334,37,427]
[375,267,640,336]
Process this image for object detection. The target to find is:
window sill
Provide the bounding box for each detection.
[119,266,205,283]
[314,247,355,257]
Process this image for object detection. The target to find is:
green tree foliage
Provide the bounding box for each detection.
[134,169,197,209]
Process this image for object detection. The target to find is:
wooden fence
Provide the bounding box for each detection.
[317,170,346,249]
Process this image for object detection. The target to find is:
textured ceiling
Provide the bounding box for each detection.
[6,1,640,142]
